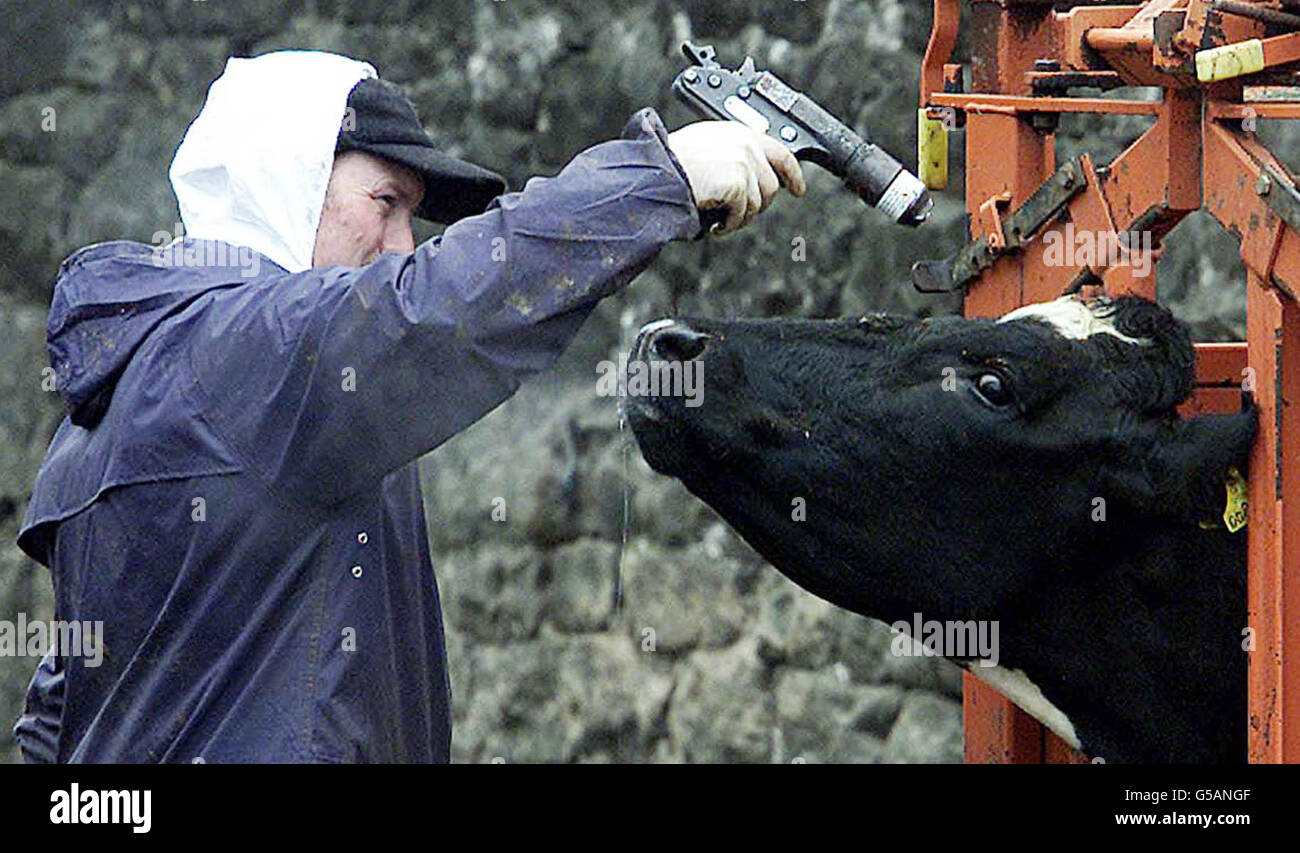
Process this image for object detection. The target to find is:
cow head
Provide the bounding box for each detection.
[627,295,1256,762]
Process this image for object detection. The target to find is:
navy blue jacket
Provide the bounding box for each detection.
[14,109,698,762]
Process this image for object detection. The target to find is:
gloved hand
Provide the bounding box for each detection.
[667,121,807,235]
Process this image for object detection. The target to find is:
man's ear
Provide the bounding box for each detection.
[1100,407,1258,523]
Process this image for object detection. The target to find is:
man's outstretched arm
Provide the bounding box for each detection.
[187,109,798,505]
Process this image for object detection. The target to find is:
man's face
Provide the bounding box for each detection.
[311,150,425,268]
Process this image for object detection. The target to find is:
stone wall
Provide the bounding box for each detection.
[0,0,1265,763]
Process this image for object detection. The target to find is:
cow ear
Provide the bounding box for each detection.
[1101,407,1258,523]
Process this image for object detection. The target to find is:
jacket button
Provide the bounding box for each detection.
[357,532,368,544]
[351,565,363,578]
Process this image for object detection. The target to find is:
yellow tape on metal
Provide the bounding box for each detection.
[918,108,949,191]
[1196,40,1265,83]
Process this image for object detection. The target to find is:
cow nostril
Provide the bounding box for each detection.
[650,325,710,362]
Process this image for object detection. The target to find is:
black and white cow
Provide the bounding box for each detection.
[627,295,1256,764]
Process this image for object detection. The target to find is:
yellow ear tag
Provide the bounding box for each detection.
[1223,466,1249,533]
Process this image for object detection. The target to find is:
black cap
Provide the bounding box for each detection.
[336,77,507,224]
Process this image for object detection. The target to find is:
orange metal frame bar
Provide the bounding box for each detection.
[922,0,1300,763]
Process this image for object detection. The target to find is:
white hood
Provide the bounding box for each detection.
[169,51,377,274]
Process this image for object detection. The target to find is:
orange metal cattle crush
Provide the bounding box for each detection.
[917,0,1300,763]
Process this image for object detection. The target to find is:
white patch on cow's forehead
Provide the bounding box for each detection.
[966,663,1082,751]
[637,318,677,338]
[998,295,1150,346]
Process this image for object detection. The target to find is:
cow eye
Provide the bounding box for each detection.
[973,371,1015,408]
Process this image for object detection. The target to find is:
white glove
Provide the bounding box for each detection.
[666,121,807,235]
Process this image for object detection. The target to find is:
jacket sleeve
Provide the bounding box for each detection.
[13,652,63,764]
[188,108,700,505]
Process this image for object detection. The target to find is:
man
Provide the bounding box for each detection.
[13,50,803,762]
